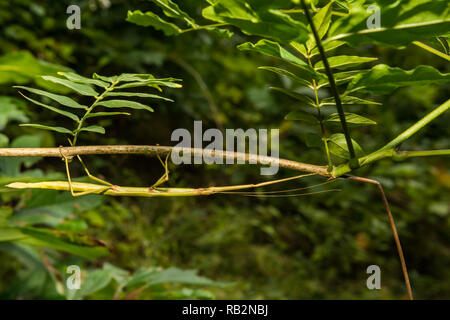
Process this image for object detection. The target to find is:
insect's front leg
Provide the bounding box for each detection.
[59,145,111,197]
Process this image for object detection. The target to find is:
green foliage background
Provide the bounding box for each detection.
[0,0,449,299]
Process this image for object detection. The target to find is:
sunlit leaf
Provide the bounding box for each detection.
[202,0,308,43]
[79,126,105,134]
[19,93,80,121]
[41,76,98,96]
[306,1,334,52]
[151,0,197,27]
[86,112,131,119]
[258,66,321,87]
[14,86,87,109]
[314,56,377,71]
[126,10,182,36]
[321,96,381,106]
[346,64,450,94]
[325,112,377,126]
[58,72,109,88]
[328,133,365,159]
[105,92,173,101]
[327,0,450,47]
[238,39,307,67]
[96,100,154,112]
[20,124,73,135]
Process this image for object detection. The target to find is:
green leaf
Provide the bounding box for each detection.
[306,1,334,51]
[151,0,197,27]
[0,135,43,176]
[15,227,109,258]
[19,93,80,121]
[10,190,102,228]
[96,100,154,112]
[328,133,365,159]
[93,73,118,83]
[71,269,113,299]
[0,51,71,91]
[125,267,227,288]
[14,86,87,109]
[289,41,308,59]
[321,96,381,106]
[126,10,182,36]
[116,73,157,82]
[304,133,324,149]
[314,56,377,71]
[202,0,308,43]
[238,39,307,67]
[115,79,182,90]
[327,0,450,47]
[41,76,99,96]
[147,267,227,287]
[346,64,450,94]
[310,40,346,57]
[317,70,361,88]
[270,87,316,107]
[0,134,9,148]
[0,228,26,242]
[79,126,105,134]
[20,124,73,135]
[0,96,29,130]
[85,112,131,119]
[284,110,319,124]
[258,66,319,87]
[57,72,109,88]
[104,92,173,101]
[325,112,377,127]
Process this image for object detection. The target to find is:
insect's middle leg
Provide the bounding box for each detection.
[66,138,113,187]
[150,152,171,189]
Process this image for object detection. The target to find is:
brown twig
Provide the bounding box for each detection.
[0,145,329,176]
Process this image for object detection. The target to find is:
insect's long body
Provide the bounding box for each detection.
[7,173,324,197]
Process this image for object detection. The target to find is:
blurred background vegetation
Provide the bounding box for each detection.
[0,0,449,299]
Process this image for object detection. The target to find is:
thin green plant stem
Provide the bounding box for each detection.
[393,149,450,161]
[333,99,450,176]
[300,0,357,166]
[72,80,119,145]
[307,56,333,170]
[363,99,450,162]
[413,41,450,61]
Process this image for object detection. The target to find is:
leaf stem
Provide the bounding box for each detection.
[307,56,333,170]
[333,99,450,176]
[300,0,357,166]
[413,41,450,61]
[72,81,118,145]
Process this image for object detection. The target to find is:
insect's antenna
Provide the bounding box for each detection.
[217,188,342,197]
[218,179,337,195]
